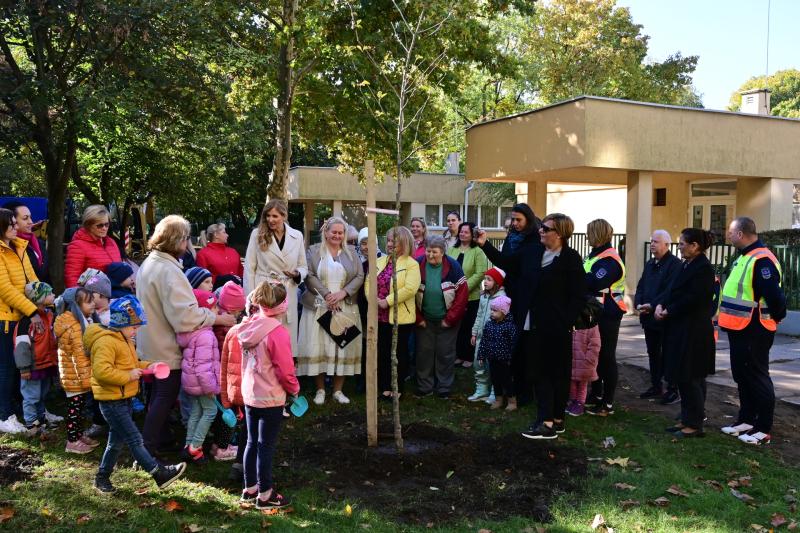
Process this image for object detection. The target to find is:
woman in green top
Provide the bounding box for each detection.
[447,221,488,368]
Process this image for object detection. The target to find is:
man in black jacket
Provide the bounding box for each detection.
[635,229,681,403]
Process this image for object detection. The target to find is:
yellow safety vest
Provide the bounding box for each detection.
[583,248,627,312]
[718,247,781,331]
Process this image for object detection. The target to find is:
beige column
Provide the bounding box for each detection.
[303,201,315,243]
[515,182,528,204]
[531,179,547,217]
[332,200,343,218]
[624,171,652,311]
[736,178,794,231]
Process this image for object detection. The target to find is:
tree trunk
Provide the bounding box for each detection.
[266,0,298,201]
[44,147,73,293]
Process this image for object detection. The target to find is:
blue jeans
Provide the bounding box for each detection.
[20,376,50,426]
[0,322,21,421]
[185,395,217,448]
[98,399,159,477]
[244,405,284,492]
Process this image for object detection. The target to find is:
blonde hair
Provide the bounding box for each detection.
[200,223,226,247]
[587,218,614,247]
[148,215,191,256]
[82,205,110,229]
[257,199,288,251]
[318,216,353,281]
[410,217,427,239]
[542,213,575,242]
[387,226,414,258]
[251,281,287,309]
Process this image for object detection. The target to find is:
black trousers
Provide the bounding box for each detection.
[590,316,621,405]
[455,300,479,363]
[490,359,513,398]
[513,331,534,403]
[678,378,706,430]
[377,322,412,393]
[643,327,664,389]
[728,323,776,433]
[531,329,572,423]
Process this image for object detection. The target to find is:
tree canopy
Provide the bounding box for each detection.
[728,69,800,118]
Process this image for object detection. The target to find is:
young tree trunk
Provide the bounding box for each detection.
[266,0,298,201]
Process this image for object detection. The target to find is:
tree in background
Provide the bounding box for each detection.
[728,69,800,118]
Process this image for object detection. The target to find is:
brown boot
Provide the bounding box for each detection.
[505,397,517,411]
[490,396,505,410]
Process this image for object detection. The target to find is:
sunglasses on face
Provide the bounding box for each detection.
[539,226,557,233]
[95,222,111,229]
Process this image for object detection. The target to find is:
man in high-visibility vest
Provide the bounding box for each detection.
[719,217,786,446]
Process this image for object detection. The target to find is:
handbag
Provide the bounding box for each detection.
[574,296,603,330]
[317,310,361,348]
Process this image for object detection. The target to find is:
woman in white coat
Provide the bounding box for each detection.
[243,199,307,353]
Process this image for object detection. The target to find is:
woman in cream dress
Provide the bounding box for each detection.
[298,216,364,405]
[243,199,307,354]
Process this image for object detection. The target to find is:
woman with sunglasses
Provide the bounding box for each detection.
[64,205,122,288]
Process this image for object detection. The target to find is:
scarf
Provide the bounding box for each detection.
[504,230,526,253]
[17,231,42,267]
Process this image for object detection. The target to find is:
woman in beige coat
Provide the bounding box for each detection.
[243,199,307,354]
[298,216,364,405]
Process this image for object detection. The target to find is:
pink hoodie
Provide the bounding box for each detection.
[237,313,299,408]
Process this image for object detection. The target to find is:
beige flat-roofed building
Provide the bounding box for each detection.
[465,95,800,304]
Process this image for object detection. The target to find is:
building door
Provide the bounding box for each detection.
[688,181,736,241]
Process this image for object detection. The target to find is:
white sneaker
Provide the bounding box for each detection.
[332,391,350,404]
[721,422,753,436]
[45,410,64,423]
[0,415,27,434]
[738,431,771,445]
[313,389,326,405]
[484,394,496,405]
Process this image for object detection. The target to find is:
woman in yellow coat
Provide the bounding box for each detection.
[0,208,39,434]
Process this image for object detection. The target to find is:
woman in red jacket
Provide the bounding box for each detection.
[64,205,122,288]
[196,223,243,285]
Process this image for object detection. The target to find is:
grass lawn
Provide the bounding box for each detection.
[0,365,798,532]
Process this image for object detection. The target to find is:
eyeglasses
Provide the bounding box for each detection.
[182,235,192,241]
[539,226,557,234]
[94,222,110,229]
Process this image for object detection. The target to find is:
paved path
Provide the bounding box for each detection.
[617,315,800,407]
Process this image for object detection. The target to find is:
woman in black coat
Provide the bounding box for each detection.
[476,203,543,403]
[655,228,716,438]
[520,213,586,440]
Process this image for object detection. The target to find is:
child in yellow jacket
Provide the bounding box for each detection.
[55,287,101,454]
[85,295,187,495]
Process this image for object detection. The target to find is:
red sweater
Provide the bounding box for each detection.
[196,242,243,283]
[64,228,122,288]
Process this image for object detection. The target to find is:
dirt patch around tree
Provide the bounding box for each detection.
[278,412,588,525]
[0,446,42,487]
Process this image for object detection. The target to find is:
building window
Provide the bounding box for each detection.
[425,204,441,227]
[794,185,800,229]
[653,188,667,206]
[466,205,478,224]
[500,206,513,228]
[443,204,461,222]
[690,181,736,197]
[481,206,499,228]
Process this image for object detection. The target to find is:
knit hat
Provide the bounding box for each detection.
[485,267,505,287]
[490,294,511,315]
[358,227,369,244]
[193,289,218,310]
[213,273,242,291]
[77,268,103,287]
[185,267,212,289]
[24,281,53,305]
[82,272,112,298]
[218,281,245,313]
[106,262,134,287]
[108,295,147,329]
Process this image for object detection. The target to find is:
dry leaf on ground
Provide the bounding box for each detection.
[613,483,636,491]
[602,436,616,449]
[590,514,605,530]
[605,457,629,468]
[620,499,640,510]
[731,488,755,503]
[183,525,203,533]
[650,497,670,507]
[0,506,15,523]
[478,529,493,533]
[771,513,788,528]
[163,500,184,512]
[666,485,689,497]
[76,514,91,524]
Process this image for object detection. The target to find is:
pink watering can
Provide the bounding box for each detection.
[141,362,170,379]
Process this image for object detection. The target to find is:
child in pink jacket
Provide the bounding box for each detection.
[238,281,299,511]
[567,325,601,416]
[178,289,221,465]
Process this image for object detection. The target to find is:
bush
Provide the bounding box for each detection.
[760,229,800,246]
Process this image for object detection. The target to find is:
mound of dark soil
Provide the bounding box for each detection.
[0,446,42,486]
[280,413,587,524]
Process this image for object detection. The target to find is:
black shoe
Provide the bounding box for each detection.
[241,488,258,502]
[437,392,450,400]
[553,420,565,434]
[94,475,116,495]
[672,429,705,439]
[152,462,187,489]
[256,490,292,510]
[586,403,614,417]
[585,396,603,409]
[659,390,680,405]
[639,386,663,399]
[521,423,558,440]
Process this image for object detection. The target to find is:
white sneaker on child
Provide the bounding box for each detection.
[0,415,26,434]
[332,391,350,404]
[45,410,64,424]
[313,389,326,405]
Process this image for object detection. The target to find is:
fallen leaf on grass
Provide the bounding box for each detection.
[345,504,353,517]
[0,506,15,523]
[613,483,636,491]
[114,509,128,518]
[279,461,289,467]
[666,485,689,497]
[745,459,760,469]
[478,529,493,533]
[788,521,798,530]
[425,523,434,529]
[163,500,184,512]
[602,436,616,449]
[138,501,157,509]
[738,476,752,487]
[750,525,767,532]
[620,499,640,510]
[650,497,670,507]
[446,470,454,479]
[693,463,706,469]
[261,518,272,529]
[605,457,629,468]
[700,479,724,491]
[771,513,788,528]
[327,487,336,493]
[731,488,754,503]
[183,525,203,533]
[134,488,149,496]
[590,514,605,530]
[40,507,52,516]
[76,514,91,524]
[429,486,439,491]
